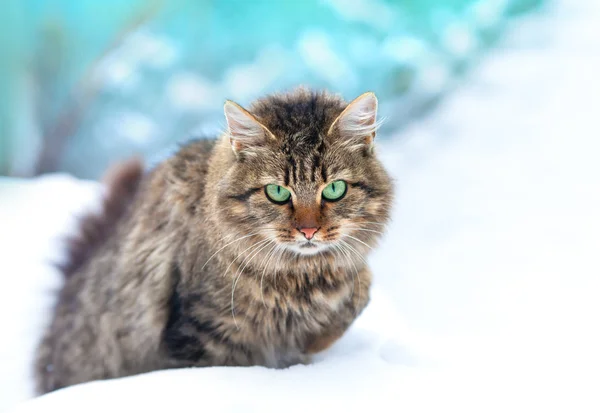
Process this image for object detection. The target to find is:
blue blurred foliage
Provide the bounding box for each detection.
[0,0,544,178]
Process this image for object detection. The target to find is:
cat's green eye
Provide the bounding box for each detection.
[322,180,347,202]
[265,184,291,204]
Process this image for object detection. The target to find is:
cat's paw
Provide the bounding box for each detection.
[276,352,312,368]
[304,329,344,354]
[297,353,312,366]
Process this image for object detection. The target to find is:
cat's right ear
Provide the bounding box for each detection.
[327,92,380,153]
[224,100,275,157]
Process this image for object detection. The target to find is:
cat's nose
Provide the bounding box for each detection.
[298,227,319,240]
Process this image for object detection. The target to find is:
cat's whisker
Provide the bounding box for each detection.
[344,226,385,236]
[258,243,278,308]
[200,227,277,270]
[336,242,361,318]
[332,244,355,301]
[220,237,272,300]
[229,234,273,276]
[258,243,279,308]
[341,234,374,250]
[231,238,276,328]
[271,245,286,291]
[354,220,387,227]
[256,242,278,278]
[243,241,279,325]
[338,239,369,266]
[201,229,277,270]
[229,239,271,328]
[340,239,369,318]
[223,237,273,307]
[235,238,276,282]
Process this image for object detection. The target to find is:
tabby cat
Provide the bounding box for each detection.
[35,88,393,394]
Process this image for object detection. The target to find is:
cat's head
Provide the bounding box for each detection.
[216,89,392,258]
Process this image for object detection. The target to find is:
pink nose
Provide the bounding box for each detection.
[298,227,318,240]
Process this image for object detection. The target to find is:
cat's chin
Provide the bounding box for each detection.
[286,242,330,256]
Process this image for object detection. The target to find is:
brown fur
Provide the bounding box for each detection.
[58,158,144,279]
[35,89,393,394]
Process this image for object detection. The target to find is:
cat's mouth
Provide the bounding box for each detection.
[285,239,330,256]
[299,241,317,248]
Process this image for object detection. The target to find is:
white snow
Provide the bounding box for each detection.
[2,0,600,411]
[0,176,100,412]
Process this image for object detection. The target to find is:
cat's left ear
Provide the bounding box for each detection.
[328,92,380,151]
[224,100,276,157]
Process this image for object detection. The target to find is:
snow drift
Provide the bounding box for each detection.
[2,1,600,411]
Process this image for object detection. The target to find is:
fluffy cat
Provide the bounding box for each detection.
[35,88,393,394]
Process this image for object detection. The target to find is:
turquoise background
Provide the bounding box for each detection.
[0,0,544,178]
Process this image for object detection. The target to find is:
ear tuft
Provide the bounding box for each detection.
[328,92,381,148]
[224,100,275,155]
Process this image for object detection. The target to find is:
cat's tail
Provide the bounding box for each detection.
[59,157,144,278]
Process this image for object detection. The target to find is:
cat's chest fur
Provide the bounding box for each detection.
[236,279,353,367]
[165,263,355,369]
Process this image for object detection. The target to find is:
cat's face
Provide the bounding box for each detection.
[217,90,392,258]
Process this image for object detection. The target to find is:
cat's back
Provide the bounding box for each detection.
[61,137,217,291]
[165,138,219,201]
[59,138,220,320]
[35,157,145,393]
[35,138,218,394]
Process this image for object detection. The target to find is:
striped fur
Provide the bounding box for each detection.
[35,88,393,394]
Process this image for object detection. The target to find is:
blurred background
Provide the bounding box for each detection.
[4,2,600,411]
[0,0,544,179]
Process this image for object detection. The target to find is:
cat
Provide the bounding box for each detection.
[35,88,393,394]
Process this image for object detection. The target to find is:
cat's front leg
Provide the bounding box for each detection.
[303,266,372,355]
[304,328,346,354]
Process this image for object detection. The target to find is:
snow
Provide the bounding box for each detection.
[2,0,600,411]
[0,176,101,412]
